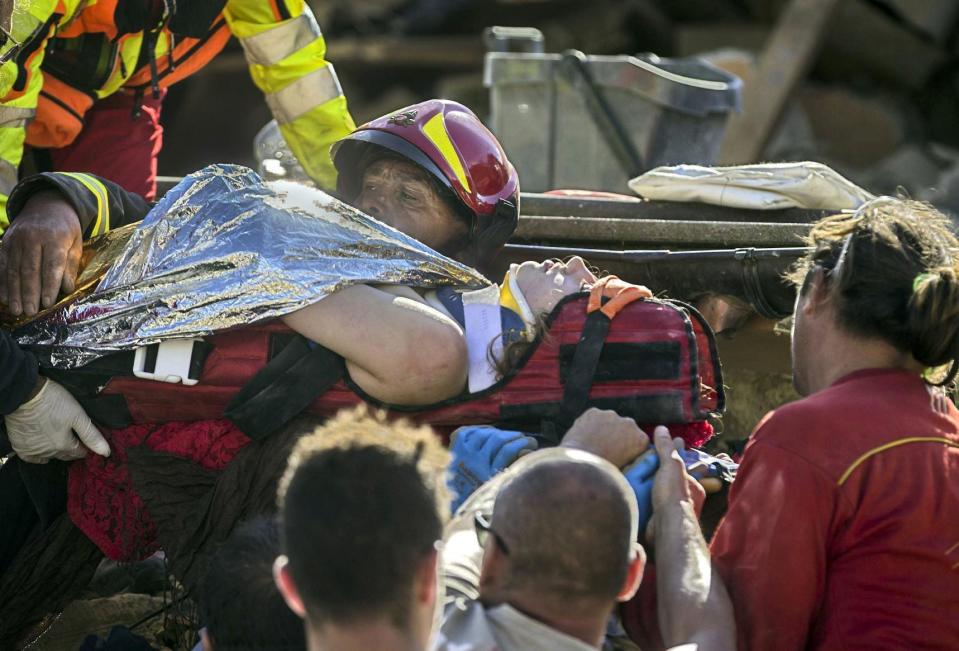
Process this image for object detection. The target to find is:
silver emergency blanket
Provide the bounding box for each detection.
[16,164,489,368]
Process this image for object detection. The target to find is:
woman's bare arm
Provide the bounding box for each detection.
[282,285,468,405]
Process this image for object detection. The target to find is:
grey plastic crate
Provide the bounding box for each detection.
[484,52,741,193]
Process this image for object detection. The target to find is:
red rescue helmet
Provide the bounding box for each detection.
[332,99,520,266]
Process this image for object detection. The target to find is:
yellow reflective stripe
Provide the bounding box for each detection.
[421,113,470,193]
[0,124,26,206]
[837,437,959,486]
[265,65,342,124]
[276,94,355,191]
[239,12,320,66]
[59,172,110,236]
[101,33,144,96]
[247,37,329,94]
[223,0,305,27]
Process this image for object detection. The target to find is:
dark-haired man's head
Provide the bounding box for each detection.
[477,452,644,646]
[274,407,450,651]
[788,197,959,395]
[199,516,304,651]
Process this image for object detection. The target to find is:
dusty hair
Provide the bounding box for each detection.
[278,405,450,518]
[788,196,959,381]
[276,406,450,628]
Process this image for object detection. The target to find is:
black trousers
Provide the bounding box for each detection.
[0,426,102,646]
[0,423,69,575]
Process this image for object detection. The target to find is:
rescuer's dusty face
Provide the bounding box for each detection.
[355,158,468,256]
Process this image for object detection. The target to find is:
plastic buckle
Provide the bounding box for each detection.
[133,339,202,385]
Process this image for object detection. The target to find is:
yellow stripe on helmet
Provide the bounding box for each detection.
[421,113,470,193]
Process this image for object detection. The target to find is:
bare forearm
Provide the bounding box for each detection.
[282,285,467,403]
[654,501,736,650]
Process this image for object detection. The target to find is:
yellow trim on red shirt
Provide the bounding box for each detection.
[837,437,959,486]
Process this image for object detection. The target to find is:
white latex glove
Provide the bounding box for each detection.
[5,378,111,463]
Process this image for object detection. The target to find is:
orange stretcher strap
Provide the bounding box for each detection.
[588,276,653,319]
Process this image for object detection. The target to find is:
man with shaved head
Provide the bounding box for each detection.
[477,455,640,638]
[435,408,735,651]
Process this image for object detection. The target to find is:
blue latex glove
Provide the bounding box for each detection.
[623,449,660,537]
[448,426,538,513]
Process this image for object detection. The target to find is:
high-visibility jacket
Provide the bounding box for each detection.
[0,0,355,230]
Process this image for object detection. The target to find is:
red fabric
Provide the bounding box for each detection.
[67,419,250,561]
[710,369,959,650]
[48,90,165,201]
[64,421,707,565]
[103,297,723,434]
[662,420,713,450]
[621,566,665,651]
[70,298,719,561]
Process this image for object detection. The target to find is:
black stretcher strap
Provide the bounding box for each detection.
[225,336,345,441]
[551,310,613,443]
[39,341,216,430]
[558,340,681,383]
[41,351,141,429]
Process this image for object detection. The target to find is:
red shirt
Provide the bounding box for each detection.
[710,368,959,650]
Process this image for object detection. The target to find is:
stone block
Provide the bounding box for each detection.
[798,85,908,168]
[878,0,959,44]
[675,24,769,57]
[818,0,946,89]
[861,145,946,196]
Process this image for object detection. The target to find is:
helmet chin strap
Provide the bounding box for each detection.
[469,198,519,268]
